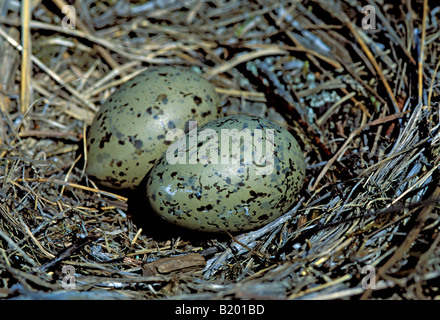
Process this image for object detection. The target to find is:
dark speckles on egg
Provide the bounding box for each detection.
[99,132,112,149]
[156,93,168,104]
[201,111,211,118]
[146,115,305,233]
[85,66,220,190]
[193,95,202,105]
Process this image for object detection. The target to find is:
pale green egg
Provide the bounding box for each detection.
[86,66,220,189]
[146,115,305,233]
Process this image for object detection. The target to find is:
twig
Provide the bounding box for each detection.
[226,231,266,259]
[18,216,55,259]
[20,0,31,114]
[206,47,288,79]
[60,154,82,197]
[17,130,83,141]
[418,0,428,104]
[316,91,356,126]
[40,234,97,272]
[16,178,128,202]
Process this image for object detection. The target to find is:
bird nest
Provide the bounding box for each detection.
[1,0,440,300]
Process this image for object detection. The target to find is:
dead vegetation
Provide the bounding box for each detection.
[1,0,440,300]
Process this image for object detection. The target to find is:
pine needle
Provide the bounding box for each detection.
[20,0,31,115]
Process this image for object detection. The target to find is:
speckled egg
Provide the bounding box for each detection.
[86,66,220,189]
[146,115,305,233]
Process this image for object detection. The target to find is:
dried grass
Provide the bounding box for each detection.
[1,0,440,300]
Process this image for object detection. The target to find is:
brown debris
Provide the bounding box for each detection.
[142,253,206,276]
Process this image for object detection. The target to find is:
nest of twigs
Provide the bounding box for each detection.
[1,0,440,300]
